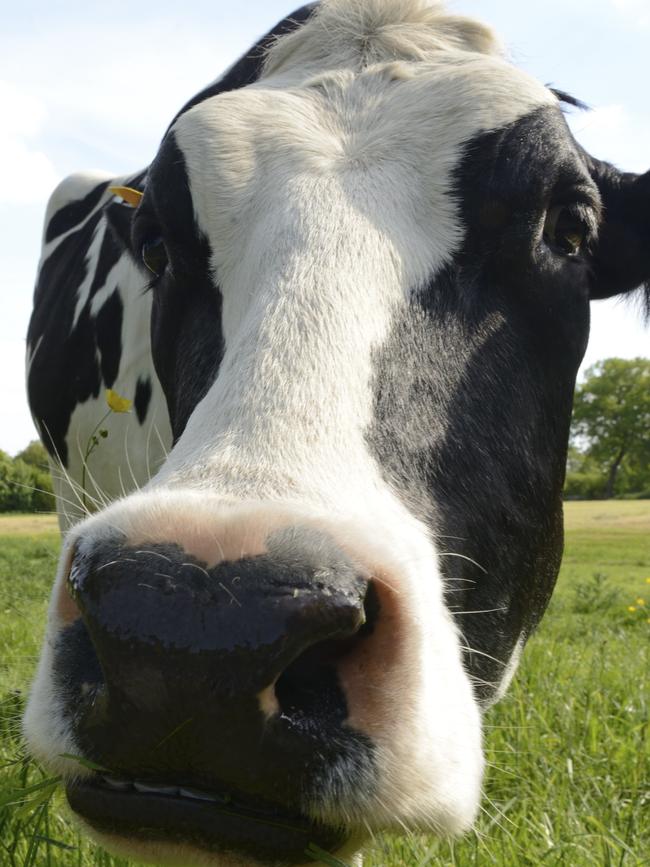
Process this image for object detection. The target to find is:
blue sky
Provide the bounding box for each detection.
[1,0,648,454]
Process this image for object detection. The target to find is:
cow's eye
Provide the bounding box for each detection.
[543,206,588,256]
[141,237,168,276]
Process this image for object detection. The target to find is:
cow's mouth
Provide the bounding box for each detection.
[66,776,347,864]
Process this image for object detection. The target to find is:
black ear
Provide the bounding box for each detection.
[588,160,650,307]
[104,177,147,256]
[105,197,139,255]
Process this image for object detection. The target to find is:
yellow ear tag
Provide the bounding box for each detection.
[109,186,143,208]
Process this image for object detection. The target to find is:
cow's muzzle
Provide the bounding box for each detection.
[54,527,378,862]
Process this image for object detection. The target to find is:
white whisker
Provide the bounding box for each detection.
[122,422,141,494]
[438,551,487,573]
[135,550,173,562]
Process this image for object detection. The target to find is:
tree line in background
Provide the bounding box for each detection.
[566,358,649,500]
[0,441,55,513]
[0,357,647,512]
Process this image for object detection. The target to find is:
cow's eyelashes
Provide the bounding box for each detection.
[543,205,590,257]
[141,237,169,277]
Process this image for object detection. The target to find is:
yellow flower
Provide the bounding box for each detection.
[646,578,650,584]
[106,389,133,413]
[636,598,646,606]
[627,605,637,613]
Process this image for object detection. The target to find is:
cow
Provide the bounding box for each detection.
[23,1,649,866]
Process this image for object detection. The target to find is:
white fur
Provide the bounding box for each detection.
[490,633,526,705]
[25,1,558,864]
[264,0,504,77]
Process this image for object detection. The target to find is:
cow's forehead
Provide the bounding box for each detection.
[173,52,556,186]
[168,54,556,286]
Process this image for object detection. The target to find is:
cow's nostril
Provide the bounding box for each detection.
[275,581,380,726]
[275,639,354,727]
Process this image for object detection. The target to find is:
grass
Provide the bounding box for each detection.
[1,504,648,866]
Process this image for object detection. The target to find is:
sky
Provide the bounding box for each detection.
[1,0,648,455]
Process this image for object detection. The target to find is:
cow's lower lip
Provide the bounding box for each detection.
[66,777,347,864]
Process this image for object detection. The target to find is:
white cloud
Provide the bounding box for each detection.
[0,81,60,204]
[569,104,650,174]
[0,80,48,137]
[0,19,260,176]
[581,296,649,379]
[0,338,38,455]
[0,137,60,206]
[609,0,650,28]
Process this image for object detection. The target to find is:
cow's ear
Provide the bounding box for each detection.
[105,186,143,257]
[588,161,650,308]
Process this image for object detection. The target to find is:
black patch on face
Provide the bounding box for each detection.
[45,181,109,244]
[170,4,317,126]
[134,376,152,425]
[135,135,225,441]
[367,107,596,703]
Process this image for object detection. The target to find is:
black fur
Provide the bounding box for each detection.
[45,181,109,244]
[29,0,648,717]
[586,161,650,312]
[134,376,152,425]
[28,209,106,463]
[367,107,604,701]
[140,135,225,441]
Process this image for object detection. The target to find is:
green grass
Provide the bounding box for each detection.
[1,505,648,866]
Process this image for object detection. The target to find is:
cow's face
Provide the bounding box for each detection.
[24,3,649,866]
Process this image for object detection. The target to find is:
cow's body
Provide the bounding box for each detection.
[24,2,649,866]
[27,169,171,524]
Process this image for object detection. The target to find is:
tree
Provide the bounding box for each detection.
[15,440,51,469]
[564,446,607,499]
[0,443,55,513]
[571,358,650,498]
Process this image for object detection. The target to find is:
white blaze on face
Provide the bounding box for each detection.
[130,54,550,831]
[158,55,553,506]
[25,0,559,854]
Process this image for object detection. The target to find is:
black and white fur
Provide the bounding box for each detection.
[24,2,649,866]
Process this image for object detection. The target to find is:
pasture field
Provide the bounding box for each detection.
[1,503,648,866]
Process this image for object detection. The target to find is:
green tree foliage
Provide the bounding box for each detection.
[564,447,607,499]
[570,358,650,499]
[15,440,50,468]
[0,442,55,513]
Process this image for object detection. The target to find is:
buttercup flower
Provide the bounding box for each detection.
[106,389,133,414]
[635,598,645,606]
[627,605,637,613]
